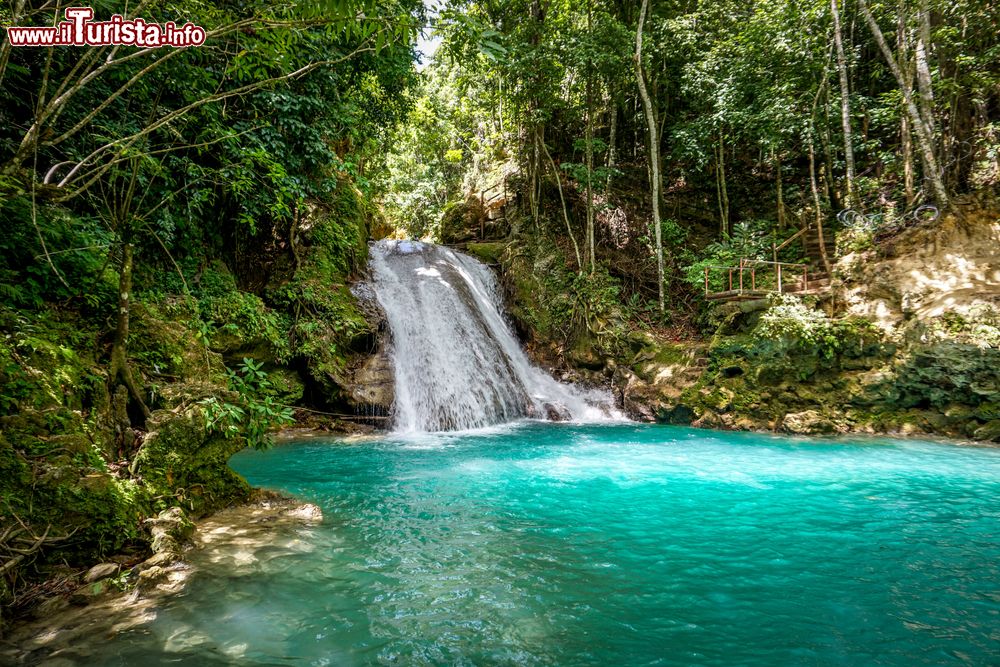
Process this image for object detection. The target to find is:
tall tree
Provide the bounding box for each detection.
[914,0,937,149]
[831,0,857,207]
[859,0,949,206]
[634,0,664,314]
[585,0,596,274]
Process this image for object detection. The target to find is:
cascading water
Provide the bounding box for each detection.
[368,239,618,432]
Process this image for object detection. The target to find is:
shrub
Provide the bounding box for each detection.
[755,294,835,350]
[201,358,295,450]
[754,294,881,360]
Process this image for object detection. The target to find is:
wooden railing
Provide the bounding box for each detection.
[703,258,812,300]
[477,177,509,238]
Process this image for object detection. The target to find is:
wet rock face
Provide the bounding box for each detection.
[347,346,395,415]
[341,281,395,422]
[543,402,571,422]
[611,343,705,425]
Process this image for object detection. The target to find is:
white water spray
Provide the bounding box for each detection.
[368,240,619,432]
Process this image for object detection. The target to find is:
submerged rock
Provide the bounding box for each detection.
[0,496,322,664]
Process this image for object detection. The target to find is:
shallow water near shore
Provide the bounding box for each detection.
[16,423,1000,665]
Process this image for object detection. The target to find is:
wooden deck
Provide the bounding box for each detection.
[704,258,831,303]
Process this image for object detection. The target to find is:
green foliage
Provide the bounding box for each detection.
[755,295,838,357]
[0,306,101,415]
[375,62,477,238]
[754,295,881,360]
[203,291,290,360]
[0,198,116,311]
[929,306,1000,349]
[504,237,630,354]
[683,220,780,292]
[201,359,295,451]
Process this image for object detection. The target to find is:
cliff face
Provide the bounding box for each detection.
[840,193,1000,335]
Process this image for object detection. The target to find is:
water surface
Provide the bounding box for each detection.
[65,424,1000,664]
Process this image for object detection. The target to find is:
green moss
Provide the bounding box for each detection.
[132,301,225,383]
[499,236,630,362]
[439,198,484,244]
[305,179,370,280]
[196,291,288,362]
[465,242,507,265]
[132,408,251,515]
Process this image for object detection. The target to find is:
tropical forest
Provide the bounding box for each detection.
[0,0,998,663]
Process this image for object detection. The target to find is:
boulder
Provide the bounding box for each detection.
[131,409,252,515]
[440,197,486,244]
[543,402,571,422]
[780,410,838,435]
[146,507,195,556]
[83,563,119,583]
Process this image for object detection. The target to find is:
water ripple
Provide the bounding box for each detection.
[49,424,1000,665]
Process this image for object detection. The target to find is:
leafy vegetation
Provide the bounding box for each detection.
[201,359,295,450]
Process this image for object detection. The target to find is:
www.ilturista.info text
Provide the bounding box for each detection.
[6,7,206,47]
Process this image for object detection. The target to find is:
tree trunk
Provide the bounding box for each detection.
[897,4,916,206]
[914,0,936,148]
[859,0,948,206]
[717,133,730,235]
[109,242,151,421]
[715,144,724,235]
[585,0,596,274]
[540,134,583,273]
[808,135,831,273]
[809,83,832,273]
[831,0,857,207]
[607,103,617,191]
[775,150,786,230]
[821,86,842,212]
[634,0,664,314]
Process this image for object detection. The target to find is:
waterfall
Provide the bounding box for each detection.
[368,240,619,432]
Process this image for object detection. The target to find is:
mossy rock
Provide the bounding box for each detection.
[440,198,485,244]
[567,335,605,371]
[132,408,251,515]
[267,367,306,404]
[464,242,507,265]
[972,420,1000,442]
[132,302,224,382]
